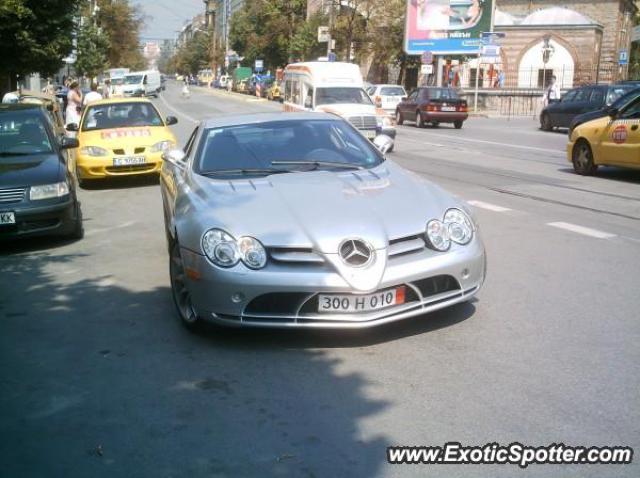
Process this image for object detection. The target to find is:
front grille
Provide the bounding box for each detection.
[245,292,312,316]
[0,187,26,204]
[22,218,60,231]
[105,164,155,174]
[388,234,426,258]
[268,247,325,265]
[134,147,145,154]
[413,275,459,297]
[348,115,377,130]
[113,149,125,155]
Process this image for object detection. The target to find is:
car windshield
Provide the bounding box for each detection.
[124,75,143,84]
[425,88,459,100]
[606,86,636,106]
[196,119,383,177]
[81,102,164,131]
[111,78,125,86]
[316,87,373,106]
[380,87,405,96]
[0,110,53,157]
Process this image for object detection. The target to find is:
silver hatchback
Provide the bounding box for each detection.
[160,112,485,330]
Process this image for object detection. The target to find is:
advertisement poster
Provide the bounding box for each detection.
[405,0,495,55]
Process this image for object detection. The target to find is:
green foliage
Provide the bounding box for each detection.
[96,0,146,70]
[0,0,80,77]
[75,23,109,78]
[174,33,211,75]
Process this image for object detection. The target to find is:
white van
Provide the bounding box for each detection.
[122,70,161,97]
[283,61,395,140]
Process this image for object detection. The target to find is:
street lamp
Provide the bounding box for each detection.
[541,35,555,89]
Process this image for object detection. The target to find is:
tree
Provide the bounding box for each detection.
[96,0,146,70]
[0,0,80,84]
[75,22,109,78]
[173,32,211,75]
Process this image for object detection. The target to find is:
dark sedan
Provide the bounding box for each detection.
[395,87,468,129]
[569,86,640,135]
[540,83,636,131]
[0,104,83,240]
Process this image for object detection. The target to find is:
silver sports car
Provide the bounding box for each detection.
[160,112,485,330]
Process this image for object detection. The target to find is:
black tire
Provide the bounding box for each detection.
[540,113,552,131]
[572,140,598,176]
[454,120,463,129]
[67,204,84,240]
[416,111,425,128]
[170,242,202,332]
[431,121,439,128]
[395,109,404,126]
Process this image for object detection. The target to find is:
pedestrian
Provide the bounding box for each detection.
[498,70,505,88]
[544,75,561,105]
[43,79,56,95]
[102,79,111,99]
[84,82,103,106]
[65,80,83,128]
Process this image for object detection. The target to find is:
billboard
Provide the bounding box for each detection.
[405,0,495,55]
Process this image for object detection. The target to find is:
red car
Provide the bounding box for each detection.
[395,87,468,129]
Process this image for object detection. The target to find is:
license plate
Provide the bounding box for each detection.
[318,287,405,313]
[0,211,16,225]
[441,106,456,112]
[113,156,145,166]
[364,130,376,139]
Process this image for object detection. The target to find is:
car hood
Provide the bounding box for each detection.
[0,153,62,188]
[79,127,176,152]
[179,162,459,291]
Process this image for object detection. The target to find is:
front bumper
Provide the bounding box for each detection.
[0,197,78,240]
[76,152,163,179]
[180,237,486,328]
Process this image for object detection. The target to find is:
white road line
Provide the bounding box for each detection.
[412,130,561,154]
[467,200,512,212]
[400,136,446,148]
[86,220,137,237]
[547,222,616,239]
[158,93,198,124]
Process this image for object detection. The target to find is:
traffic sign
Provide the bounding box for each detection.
[318,26,330,43]
[255,59,264,71]
[420,64,433,75]
[633,26,640,43]
[421,51,433,64]
[619,50,628,65]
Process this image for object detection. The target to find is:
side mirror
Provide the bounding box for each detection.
[66,123,78,132]
[304,95,313,109]
[165,116,178,126]
[373,134,394,155]
[162,148,186,168]
[606,106,618,118]
[60,136,79,149]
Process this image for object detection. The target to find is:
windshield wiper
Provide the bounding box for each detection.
[271,160,365,171]
[199,168,292,177]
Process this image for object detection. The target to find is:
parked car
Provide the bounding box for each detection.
[395,87,468,129]
[569,86,640,135]
[70,98,178,185]
[567,89,640,175]
[0,103,83,240]
[367,84,407,114]
[266,81,282,101]
[159,112,485,330]
[540,83,637,131]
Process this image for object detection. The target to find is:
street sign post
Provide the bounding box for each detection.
[318,26,330,43]
[255,59,264,72]
[474,32,506,112]
[421,51,433,64]
[619,50,628,66]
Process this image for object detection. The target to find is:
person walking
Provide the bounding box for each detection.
[65,80,83,128]
[102,79,111,99]
[544,75,561,106]
[83,82,103,106]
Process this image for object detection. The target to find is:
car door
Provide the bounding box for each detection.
[547,89,574,126]
[401,89,419,117]
[597,96,640,166]
[162,126,198,227]
[561,87,591,127]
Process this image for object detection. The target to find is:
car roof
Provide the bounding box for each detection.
[0,103,44,112]
[87,97,155,107]
[201,112,340,129]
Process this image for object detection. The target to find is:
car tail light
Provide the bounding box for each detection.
[424,103,438,112]
[374,96,382,108]
[458,102,468,112]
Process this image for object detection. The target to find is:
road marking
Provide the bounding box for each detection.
[86,220,136,237]
[467,200,512,212]
[412,130,561,154]
[400,136,446,148]
[158,93,198,123]
[547,222,616,239]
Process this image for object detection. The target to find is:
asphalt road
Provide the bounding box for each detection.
[1,82,639,478]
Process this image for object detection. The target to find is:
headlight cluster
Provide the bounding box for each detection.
[150,140,175,153]
[425,208,475,252]
[81,146,108,157]
[30,181,69,201]
[202,229,267,269]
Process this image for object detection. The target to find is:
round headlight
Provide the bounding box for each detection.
[202,229,239,267]
[426,219,450,251]
[237,236,267,269]
[444,208,474,245]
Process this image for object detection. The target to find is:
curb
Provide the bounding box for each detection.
[191,86,269,103]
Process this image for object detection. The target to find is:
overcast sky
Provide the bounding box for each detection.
[132,0,204,41]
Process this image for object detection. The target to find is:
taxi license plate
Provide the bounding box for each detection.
[0,211,16,225]
[364,130,376,139]
[113,156,145,166]
[318,287,405,313]
[441,106,456,112]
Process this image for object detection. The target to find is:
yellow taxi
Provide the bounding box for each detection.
[70,98,178,184]
[568,93,640,175]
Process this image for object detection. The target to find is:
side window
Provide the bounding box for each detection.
[590,88,605,105]
[561,90,578,103]
[284,80,291,102]
[573,88,589,102]
[303,83,313,108]
[620,98,640,119]
[184,127,198,156]
[408,90,418,101]
[292,80,300,105]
